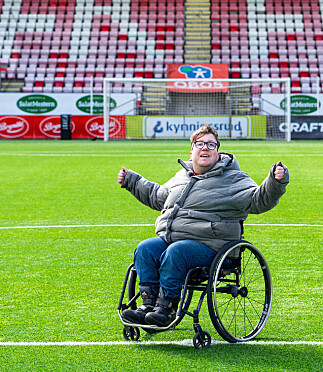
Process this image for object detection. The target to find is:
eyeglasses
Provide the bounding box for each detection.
[193,141,217,150]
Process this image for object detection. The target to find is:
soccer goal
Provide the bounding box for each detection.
[103,78,291,142]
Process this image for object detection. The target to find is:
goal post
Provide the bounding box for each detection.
[103,78,291,142]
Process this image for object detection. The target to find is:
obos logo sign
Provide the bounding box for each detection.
[0,116,29,138]
[40,116,75,138]
[85,116,121,138]
[167,64,229,93]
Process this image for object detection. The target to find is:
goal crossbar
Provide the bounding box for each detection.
[103,77,291,142]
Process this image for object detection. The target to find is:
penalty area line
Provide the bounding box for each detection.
[0,340,322,347]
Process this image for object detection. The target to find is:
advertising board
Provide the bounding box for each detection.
[262,93,323,116]
[275,116,323,139]
[123,115,266,139]
[143,116,251,138]
[0,115,126,139]
[166,64,229,93]
[0,93,136,116]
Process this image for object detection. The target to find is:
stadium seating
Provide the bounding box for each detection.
[0,0,322,93]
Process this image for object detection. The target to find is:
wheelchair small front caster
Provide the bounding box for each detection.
[123,326,140,341]
[193,331,211,349]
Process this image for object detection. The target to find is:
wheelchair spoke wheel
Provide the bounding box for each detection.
[193,331,211,349]
[123,326,140,341]
[207,241,272,343]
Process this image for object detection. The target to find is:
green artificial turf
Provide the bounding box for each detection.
[0,139,322,371]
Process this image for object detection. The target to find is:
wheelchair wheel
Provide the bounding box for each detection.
[123,326,140,341]
[193,331,211,349]
[127,267,193,330]
[207,241,272,343]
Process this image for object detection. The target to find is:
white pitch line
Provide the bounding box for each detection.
[0,223,322,230]
[0,153,322,157]
[244,223,323,227]
[0,224,154,230]
[0,340,322,347]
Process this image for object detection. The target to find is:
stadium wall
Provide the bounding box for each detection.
[0,92,321,139]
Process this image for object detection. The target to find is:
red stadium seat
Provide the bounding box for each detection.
[0,0,321,93]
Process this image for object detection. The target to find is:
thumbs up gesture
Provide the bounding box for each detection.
[274,161,285,180]
[118,167,128,185]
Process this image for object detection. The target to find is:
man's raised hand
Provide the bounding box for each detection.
[118,167,128,185]
[274,161,285,180]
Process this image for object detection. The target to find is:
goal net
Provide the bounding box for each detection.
[103,78,291,141]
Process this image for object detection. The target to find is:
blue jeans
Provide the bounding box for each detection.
[134,237,218,300]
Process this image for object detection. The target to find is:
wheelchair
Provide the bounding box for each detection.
[117,239,272,349]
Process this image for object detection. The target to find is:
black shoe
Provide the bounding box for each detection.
[145,288,179,327]
[122,304,154,324]
[145,305,177,327]
[122,286,156,325]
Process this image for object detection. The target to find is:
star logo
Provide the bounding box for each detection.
[142,291,148,298]
[179,65,212,79]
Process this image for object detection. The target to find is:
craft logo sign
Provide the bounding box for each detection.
[166,64,229,93]
[278,116,323,139]
[280,95,320,115]
[0,116,29,138]
[17,95,57,114]
[85,116,122,138]
[76,95,116,114]
[39,116,75,138]
[280,121,323,133]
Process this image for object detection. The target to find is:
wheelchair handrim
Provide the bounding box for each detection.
[211,242,272,342]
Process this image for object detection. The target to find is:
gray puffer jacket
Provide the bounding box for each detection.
[122,153,289,254]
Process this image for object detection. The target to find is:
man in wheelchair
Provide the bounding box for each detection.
[117,125,289,328]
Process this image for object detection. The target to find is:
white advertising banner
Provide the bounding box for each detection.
[0,93,136,115]
[262,93,323,116]
[143,116,251,138]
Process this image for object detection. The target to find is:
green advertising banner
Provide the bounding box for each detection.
[126,116,266,139]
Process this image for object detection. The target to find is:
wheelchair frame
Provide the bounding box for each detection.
[117,240,273,349]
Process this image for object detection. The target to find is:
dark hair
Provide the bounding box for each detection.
[190,125,220,149]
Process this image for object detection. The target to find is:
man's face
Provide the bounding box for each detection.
[190,133,219,174]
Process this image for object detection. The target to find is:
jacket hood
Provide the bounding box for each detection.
[178,153,241,177]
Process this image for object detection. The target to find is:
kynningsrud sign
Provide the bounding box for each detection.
[143,116,255,138]
[262,94,322,116]
[0,93,135,115]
